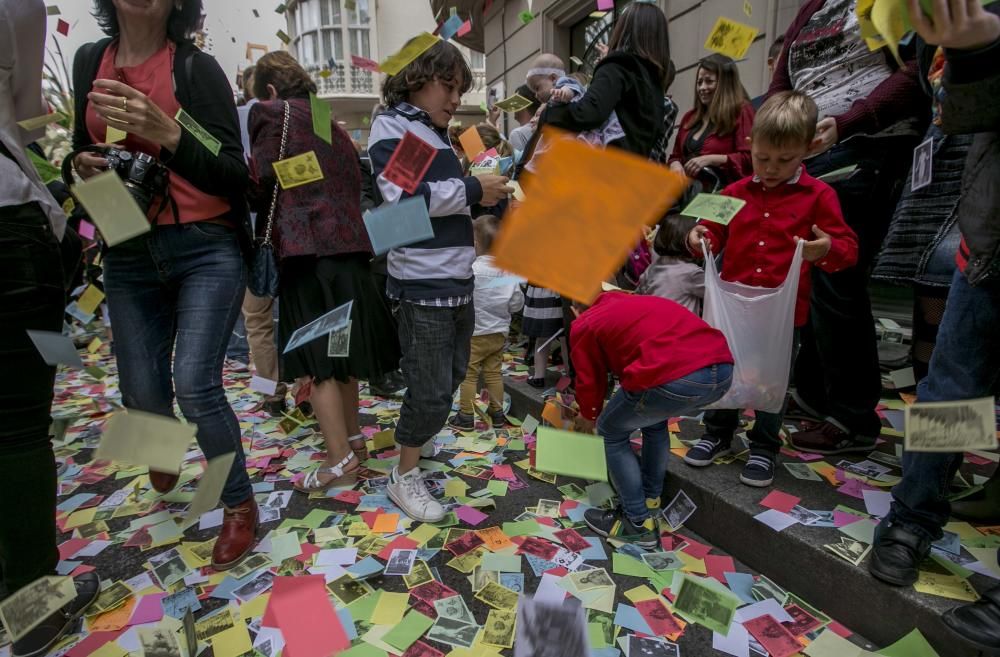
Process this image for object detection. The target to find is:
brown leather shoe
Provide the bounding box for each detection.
[149,470,180,493]
[211,497,259,571]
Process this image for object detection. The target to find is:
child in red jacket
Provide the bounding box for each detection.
[684,91,859,487]
[571,292,734,548]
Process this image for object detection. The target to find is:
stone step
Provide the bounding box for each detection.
[504,374,988,657]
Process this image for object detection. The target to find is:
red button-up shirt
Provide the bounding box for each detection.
[571,293,734,421]
[695,168,859,326]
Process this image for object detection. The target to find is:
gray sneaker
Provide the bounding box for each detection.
[387,466,445,522]
[420,441,437,458]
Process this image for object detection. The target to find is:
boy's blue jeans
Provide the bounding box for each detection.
[394,301,475,448]
[883,269,1000,541]
[598,364,733,522]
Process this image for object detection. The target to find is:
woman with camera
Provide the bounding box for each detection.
[248,52,400,493]
[70,0,258,571]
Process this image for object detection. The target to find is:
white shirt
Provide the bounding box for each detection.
[473,255,525,336]
[0,0,66,238]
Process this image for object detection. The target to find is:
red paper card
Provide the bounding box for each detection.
[703,554,735,584]
[265,576,349,657]
[351,55,381,73]
[635,598,683,637]
[377,535,419,561]
[57,19,70,36]
[760,490,801,514]
[383,131,437,194]
[743,614,802,657]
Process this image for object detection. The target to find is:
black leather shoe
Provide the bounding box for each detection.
[943,584,1000,651]
[869,524,931,586]
[951,472,1000,523]
[12,572,101,657]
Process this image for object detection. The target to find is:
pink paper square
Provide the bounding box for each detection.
[78,220,96,240]
[759,490,801,513]
[455,505,489,526]
[129,593,167,626]
[597,0,614,10]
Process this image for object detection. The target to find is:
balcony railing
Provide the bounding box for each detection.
[309,65,487,99]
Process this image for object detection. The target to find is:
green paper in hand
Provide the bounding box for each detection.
[535,427,608,482]
[310,92,332,145]
[175,108,221,156]
[382,609,434,651]
[672,573,741,636]
[680,193,746,225]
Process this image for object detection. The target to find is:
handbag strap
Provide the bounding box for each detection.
[262,101,291,244]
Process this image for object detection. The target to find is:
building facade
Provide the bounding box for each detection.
[284,0,488,142]
[482,0,808,141]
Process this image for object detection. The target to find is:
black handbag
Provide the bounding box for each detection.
[248,101,290,298]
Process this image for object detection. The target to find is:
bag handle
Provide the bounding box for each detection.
[262,101,290,245]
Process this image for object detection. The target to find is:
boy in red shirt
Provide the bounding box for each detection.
[684,90,858,487]
[572,292,734,548]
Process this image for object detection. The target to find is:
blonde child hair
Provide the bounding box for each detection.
[751,90,819,148]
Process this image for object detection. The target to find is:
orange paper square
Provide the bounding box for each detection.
[492,130,688,303]
[458,126,486,160]
[372,513,400,533]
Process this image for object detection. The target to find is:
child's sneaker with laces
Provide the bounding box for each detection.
[584,508,658,550]
[448,412,475,432]
[387,466,445,522]
[684,436,732,467]
[740,449,776,487]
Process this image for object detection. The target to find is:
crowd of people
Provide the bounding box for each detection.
[1,0,999,654]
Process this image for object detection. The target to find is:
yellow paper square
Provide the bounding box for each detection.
[240,592,270,621]
[704,16,760,60]
[379,32,440,76]
[273,151,324,190]
[371,591,408,625]
[624,585,659,603]
[372,429,396,450]
[408,524,441,547]
[65,507,98,530]
[209,623,253,657]
[677,552,707,574]
[88,337,104,354]
[77,285,106,315]
[106,125,128,144]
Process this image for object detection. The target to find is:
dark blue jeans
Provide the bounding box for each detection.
[103,223,253,507]
[599,364,733,522]
[394,301,474,447]
[885,270,1000,540]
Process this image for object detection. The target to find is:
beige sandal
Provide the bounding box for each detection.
[294,452,358,493]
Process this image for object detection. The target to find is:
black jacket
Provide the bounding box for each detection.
[542,51,666,158]
[71,38,253,257]
[939,14,1000,285]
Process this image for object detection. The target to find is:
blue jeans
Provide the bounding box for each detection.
[394,301,475,448]
[885,270,1000,540]
[599,364,733,522]
[103,223,253,507]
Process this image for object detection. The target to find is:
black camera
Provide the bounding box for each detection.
[102,148,169,216]
[62,146,170,219]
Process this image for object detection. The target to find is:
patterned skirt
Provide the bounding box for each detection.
[873,126,974,288]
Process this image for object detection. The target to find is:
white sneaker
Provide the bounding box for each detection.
[387,466,445,522]
[420,441,437,458]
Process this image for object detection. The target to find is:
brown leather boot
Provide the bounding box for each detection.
[149,470,180,493]
[211,497,259,571]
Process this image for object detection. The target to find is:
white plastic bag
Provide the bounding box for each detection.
[701,238,804,414]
